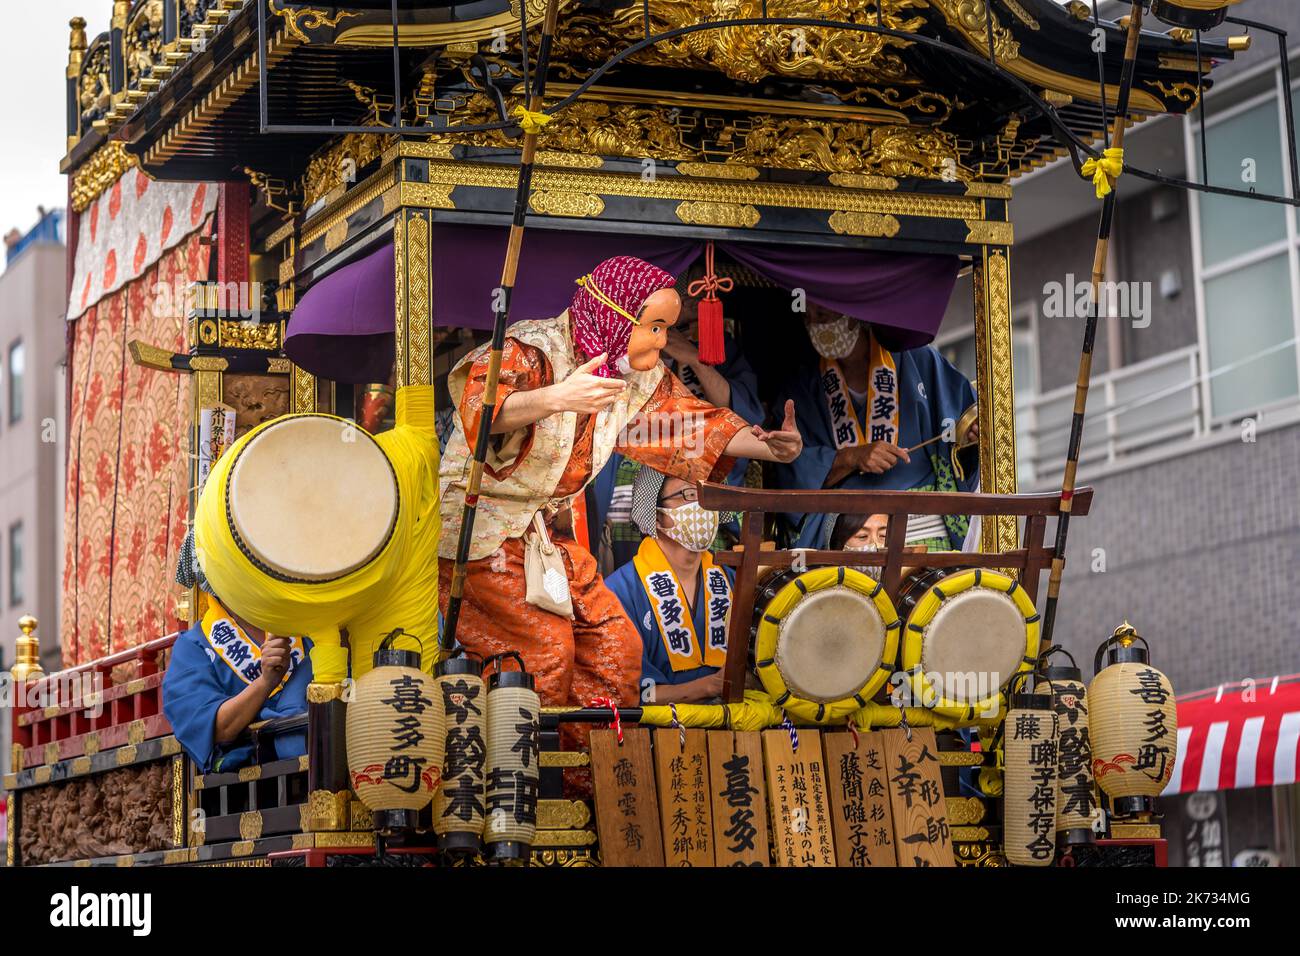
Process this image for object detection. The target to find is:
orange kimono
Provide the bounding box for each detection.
[438,338,746,715]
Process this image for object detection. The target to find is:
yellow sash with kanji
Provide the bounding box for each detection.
[819,330,899,449]
[632,537,730,673]
[201,600,305,695]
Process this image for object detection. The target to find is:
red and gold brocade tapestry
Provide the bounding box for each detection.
[60,226,212,665]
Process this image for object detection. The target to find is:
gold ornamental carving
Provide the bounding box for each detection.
[291,366,318,414]
[529,190,605,218]
[539,750,590,768]
[828,210,900,237]
[304,789,352,832]
[444,95,966,181]
[555,0,929,85]
[532,828,597,847]
[71,141,140,212]
[323,219,349,253]
[394,215,406,390]
[538,150,606,169]
[303,132,397,207]
[974,249,1019,553]
[423,158,981,221]
[172,756,186,848]
[272,4,361,44]
[531,847,598,867]
[929,0,1020,61]
[399,181,457,209]
[964,220,1015,245]
[240,811,264,841]
[220,320,280,350]
[406,213,432,387]
[677,162,760,181]
[946,796,987,826]
[828,172,899,190]
[537,799,592,830]
[306,681,346,703]
[676,200,760,228]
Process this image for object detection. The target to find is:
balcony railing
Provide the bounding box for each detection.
[1019,344,1203,487]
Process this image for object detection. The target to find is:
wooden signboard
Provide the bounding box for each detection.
[654,728,714,867]
[881,727,955,867]
[824,730,898,867]
[762,729,836,867]
[590,727,664,867]
[707,730,770,867]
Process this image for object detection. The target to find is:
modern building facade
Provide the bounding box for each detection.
[0,209,67,787]
[935,0,1300,864]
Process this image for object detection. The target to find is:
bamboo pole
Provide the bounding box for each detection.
[1039,2,1145,651]
[442,0,561,650]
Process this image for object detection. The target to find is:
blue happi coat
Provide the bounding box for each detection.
[773,344,977,548]
[163,620,313,773]
[606,558,735,692]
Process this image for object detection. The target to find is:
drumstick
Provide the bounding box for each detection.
[904,434,944,454]
[443,0,562,651]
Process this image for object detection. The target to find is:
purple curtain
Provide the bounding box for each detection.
[285,223,959,381]
[284,242,395,383]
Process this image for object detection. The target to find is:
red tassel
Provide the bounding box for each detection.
[697,297,726,365]
[686,241,733,366]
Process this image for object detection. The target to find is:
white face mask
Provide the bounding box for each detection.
[806,315,861,360]
[659,501,719,553]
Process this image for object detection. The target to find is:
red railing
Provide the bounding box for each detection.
[10,634,179,771]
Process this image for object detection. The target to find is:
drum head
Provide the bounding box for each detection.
[227,416,398,582]
[776,587,887,704]
[920,588,1026,704]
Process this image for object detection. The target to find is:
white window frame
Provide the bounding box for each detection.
[1184,49,1300,428]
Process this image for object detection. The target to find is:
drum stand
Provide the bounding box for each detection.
[695,482,1094,705]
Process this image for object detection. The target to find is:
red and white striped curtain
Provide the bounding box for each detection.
[1164,676,1300,795]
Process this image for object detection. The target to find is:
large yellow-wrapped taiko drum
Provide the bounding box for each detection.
[193,388,442,683]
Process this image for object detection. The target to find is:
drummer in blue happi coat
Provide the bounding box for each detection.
[162,532,313,772]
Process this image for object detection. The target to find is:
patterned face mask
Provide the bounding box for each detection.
[845,542,882,580]
[806,314,861,360]
[659,501,719,552]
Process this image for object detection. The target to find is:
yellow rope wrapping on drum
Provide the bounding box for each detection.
[752,566,900,723]
[193,385,443,684]
[901,569,1039,721]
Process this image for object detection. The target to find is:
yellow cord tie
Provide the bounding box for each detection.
[575,274,640,325]
[511,105,552,135]
[1081,147,1124,199]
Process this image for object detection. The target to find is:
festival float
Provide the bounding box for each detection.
[4,0,1283,868]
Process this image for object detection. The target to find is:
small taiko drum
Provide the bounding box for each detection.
[896,568,1040,720]
[751,566,900,723]
[225,415,399,582]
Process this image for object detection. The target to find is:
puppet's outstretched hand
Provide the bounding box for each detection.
[749,400,804,464]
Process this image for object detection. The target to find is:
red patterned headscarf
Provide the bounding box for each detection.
[569,256,677,378]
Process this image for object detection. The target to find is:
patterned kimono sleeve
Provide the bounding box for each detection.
[458,338,553,481]
[618,369,747,483]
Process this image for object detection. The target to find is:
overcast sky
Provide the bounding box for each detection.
[0,2,107,242]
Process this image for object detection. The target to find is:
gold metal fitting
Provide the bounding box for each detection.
[11,615,45,682]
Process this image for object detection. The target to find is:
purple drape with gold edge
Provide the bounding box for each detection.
[285,225,959,382]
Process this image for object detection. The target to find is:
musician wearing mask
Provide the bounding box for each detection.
[772,303,979,550]
[606,468,733,705]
